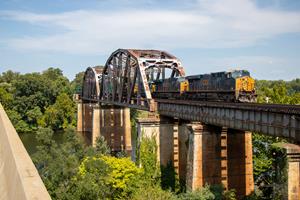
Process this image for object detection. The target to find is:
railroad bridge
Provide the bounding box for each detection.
[77,49,300,199]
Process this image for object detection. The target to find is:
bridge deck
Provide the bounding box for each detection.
[82,96,300,141]
[156,99,300,142]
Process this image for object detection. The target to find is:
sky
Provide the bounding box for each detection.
[0,0,300,81]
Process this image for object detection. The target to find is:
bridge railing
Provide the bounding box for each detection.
[0,104,51,200]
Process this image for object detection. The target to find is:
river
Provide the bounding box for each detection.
[19,131,67,155]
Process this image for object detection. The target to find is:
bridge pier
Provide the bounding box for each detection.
[185,123,225,189]
[185,124,254,197]
[136,117,254,198]
[77,101,132,154]
[136,116,176,167]
[274,143,300,200]
[227,129,254,197]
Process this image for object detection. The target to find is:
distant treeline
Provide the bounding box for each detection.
[256,79,300,104]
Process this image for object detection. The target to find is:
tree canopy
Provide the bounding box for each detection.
[0,68,83,132]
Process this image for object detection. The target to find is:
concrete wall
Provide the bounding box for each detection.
[0,104,51,200]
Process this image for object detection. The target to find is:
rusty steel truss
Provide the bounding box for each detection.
[82,66,103,101]
[98,49,185,111]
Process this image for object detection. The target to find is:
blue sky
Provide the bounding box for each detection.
[0,0,300,80]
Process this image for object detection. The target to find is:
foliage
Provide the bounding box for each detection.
[178,185,215,200]
[71,71,85,94]
[0,86,13,109]
[0,68,75,133]
[66,156,112,200]
[161,161,181,193]
[94,136,111,155]
[103,156,143,198]
[132,184,178,200]
[32,127,85,198]
[0,70,20,83]
[40,93,76,130]
[139,135,160,182]
[6,109,31,133]
[256,79,300,104]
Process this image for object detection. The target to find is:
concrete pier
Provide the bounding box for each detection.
[274,143,300,200]
[77,101,132,154]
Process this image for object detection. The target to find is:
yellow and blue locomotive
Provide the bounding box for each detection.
[150,69,256,103]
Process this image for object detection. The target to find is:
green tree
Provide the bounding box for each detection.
[66,157,112,200]
[6,109,31,133]
[0,86,13,109]
[32,127,85,198]
[26,106,43,130]
[0,70,19,83]
[94,136,111,155]
[139,135,160,183]
[40,93,76,130]
[101,155,143,198]
[71,71,85,94]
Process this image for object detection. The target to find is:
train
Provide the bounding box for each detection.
[150,69,257,103]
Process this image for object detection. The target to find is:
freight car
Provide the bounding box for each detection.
[150,70,257,103]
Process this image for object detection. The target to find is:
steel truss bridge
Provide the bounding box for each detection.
[81,49,300,142]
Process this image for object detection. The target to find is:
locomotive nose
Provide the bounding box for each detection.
[236,76,255,92]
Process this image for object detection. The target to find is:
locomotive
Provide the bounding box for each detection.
[150,69,257,103]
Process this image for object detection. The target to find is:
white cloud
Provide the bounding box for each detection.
[1,0,300,54]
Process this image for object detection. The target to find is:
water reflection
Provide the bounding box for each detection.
[19,131,91,155]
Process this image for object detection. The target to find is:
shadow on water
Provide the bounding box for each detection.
[19,131,92,155]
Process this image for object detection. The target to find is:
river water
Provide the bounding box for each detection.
[19,131,68,155]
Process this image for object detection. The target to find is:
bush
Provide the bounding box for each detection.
[132,184,178,200]
[178,185,215,200]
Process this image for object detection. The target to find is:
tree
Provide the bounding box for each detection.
[66,157,112,200]
[100,156,143,198]
[71,71,85,94]
[94,136,111,155]
[32,127,85,198]
[139,135,160,183]
[42,68,72,100]
[40,93,76,130]
[0,86,13,109]
[6,109,31,133]
[0,70,19,83]
[26,106,43,130]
